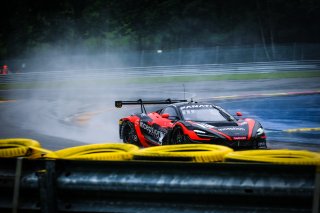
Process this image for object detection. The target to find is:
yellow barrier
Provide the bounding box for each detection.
[0,138,52,158]
[284,127,320,132]
[132,144,234,162]
[1,138,320,165]
[44,143,139,161]
[224,149,320,165]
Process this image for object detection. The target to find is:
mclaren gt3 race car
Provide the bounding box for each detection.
[116,99,267,149]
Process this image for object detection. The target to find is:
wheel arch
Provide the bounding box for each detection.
[169,122,190,144]
[119,116,138,139]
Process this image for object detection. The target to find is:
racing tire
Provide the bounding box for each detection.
[121,121,141,147]
[171,126,186,144]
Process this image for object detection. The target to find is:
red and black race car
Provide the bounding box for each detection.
[116,99,267,149]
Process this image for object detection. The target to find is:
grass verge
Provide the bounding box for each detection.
[0,70,319,90]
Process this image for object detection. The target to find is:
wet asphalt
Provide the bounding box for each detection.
[0,77,319,151]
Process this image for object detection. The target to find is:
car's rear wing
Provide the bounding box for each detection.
[115,99,187,113]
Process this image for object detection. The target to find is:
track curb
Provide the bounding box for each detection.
[200,89,320,101]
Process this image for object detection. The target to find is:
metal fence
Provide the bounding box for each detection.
[0,158,319,213]
[0,60,319,84]
[1,43,320,73]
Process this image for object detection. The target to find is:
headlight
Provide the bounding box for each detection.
[194,130,206,134]
[194,129,218,138]
[256,127,264,136]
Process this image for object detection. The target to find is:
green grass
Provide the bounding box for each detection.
[0,70,319,90]
[128,70,320,83]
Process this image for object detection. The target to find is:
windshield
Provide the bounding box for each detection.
[180,105,231,122]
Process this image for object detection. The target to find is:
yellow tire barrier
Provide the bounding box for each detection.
[132,144,233,162]
[284,127,320,132]
[44,143,139,161]
[0,138,52,158]
[224,149,320,166]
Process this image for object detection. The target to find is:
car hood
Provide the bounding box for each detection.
[189,120,253,137]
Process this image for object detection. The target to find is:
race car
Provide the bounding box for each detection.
[116,99,267,149]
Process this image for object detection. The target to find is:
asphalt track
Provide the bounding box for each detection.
[215,94,320,150]
[0,77,319,151]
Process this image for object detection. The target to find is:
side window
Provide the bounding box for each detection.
[162,107,179,120]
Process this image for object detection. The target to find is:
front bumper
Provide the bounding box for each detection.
[186,136,267,150]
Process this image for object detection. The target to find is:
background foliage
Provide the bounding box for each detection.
[0,0,319,59]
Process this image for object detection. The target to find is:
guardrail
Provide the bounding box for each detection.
[0,158,319,213]
[0,60,319,84]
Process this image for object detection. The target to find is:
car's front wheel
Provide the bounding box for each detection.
[171,126,186,144]
[121,121,141,147]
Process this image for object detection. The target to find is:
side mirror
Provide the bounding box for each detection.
[236,112,243,116]
[162,113,170,118]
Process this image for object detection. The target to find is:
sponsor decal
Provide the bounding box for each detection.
[140,122,166,143]
[218,127,246,131]
[180,104,213,110]
[233,136,247,140]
